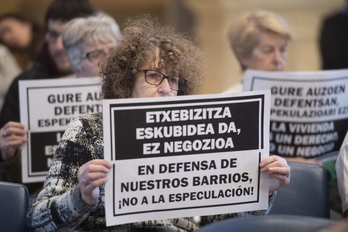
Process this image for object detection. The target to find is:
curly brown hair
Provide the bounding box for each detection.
[100,15,204,99]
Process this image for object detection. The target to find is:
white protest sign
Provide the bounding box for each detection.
[103,90,270,226]
[19,77,102,183]
[243,69,348,159]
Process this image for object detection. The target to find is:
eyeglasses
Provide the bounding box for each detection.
[141,69,186,91]
[81,50,106,63]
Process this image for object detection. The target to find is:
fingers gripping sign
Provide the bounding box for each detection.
[78,159,112,205]
[0,121,28,161]
[260,155,291,194]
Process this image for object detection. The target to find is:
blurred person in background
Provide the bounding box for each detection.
[224,10,320,167]
[225,9,343,216]
[0,44,21,111]
[62,12,121,78]
[0,13,44,70]
[224,9,291,93]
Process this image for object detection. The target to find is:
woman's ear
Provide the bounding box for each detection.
[235,50,249,67]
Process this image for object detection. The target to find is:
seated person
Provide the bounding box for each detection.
[27,15,290,231]
[225,9,291,93]
[62,12,121,78]
[225,9,321,166]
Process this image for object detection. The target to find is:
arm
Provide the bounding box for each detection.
[27,118,106,231]
[336,132,348,216]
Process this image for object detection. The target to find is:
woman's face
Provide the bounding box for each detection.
[0,18,32,50]
[131,49,178,98]
[77,42,115,78]
[240,31,288,71]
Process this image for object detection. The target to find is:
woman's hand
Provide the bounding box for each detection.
[78,159,112,205]
[260,155,290,194]
[0,121,28,161]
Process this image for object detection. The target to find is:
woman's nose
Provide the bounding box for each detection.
[158,78,172,95]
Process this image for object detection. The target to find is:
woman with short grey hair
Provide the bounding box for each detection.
[62,12,121,77]
[227,10,292,72]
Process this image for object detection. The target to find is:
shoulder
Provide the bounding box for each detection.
[77,113,103,130]
[223,82,243,93]
[0,45,10,55]
[11,62,48,82]
[63,113,103,141]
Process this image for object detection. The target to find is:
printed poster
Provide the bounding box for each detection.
[243,69,348,160]
[19,77,102,183]
[103,90,270,226]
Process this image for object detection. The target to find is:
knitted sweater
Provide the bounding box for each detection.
[27,113,275,232]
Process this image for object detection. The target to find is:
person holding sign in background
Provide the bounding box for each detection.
[224,10,321,166]
[62,12,121,78]
[28,15,290,231]
[0,0,98,204]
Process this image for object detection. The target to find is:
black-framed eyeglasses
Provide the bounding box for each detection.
[81,49,106,63]
[141,69,186,91]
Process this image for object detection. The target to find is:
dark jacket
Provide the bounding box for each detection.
[319,8,348,70]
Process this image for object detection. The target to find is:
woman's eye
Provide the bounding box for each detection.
[169,77,179,83]
[148,73,159,79]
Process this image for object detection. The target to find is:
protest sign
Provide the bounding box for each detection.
[243,69,348,159]
[103,90,270,226]
[19,77,102,183]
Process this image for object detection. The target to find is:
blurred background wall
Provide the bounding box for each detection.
[0,0,344,94]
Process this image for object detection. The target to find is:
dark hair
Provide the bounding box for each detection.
[0,13,44,57]
[44,0,96,29]
[101,15,204,99]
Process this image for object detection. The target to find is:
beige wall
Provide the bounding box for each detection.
[0,0,344,94]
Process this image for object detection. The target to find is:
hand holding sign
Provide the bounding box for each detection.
[260,155,290,194]
[0,121,27,161]
[78,159,112,205]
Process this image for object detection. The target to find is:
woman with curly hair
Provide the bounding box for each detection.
[27,15,290,231]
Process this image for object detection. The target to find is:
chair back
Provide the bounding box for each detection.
[0,181,29,232]
[269,161,330,218]
[197,215,336,232]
